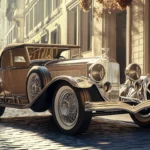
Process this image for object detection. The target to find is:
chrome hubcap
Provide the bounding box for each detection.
[58,89,79,127]
[28,73,42,101]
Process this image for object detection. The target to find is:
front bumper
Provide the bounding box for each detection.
[85,100,150,114]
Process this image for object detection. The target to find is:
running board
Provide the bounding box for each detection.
[85,100,150,114]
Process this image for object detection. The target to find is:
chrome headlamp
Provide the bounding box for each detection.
[125,63,141,81]
[89,63,105,82]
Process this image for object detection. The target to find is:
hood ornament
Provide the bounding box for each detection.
[100,48,110,61]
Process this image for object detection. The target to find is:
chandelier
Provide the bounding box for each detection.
[79,0,133,17]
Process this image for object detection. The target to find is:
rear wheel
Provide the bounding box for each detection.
[53,83,92,135]
[130,109,150,127]
[26,66,51,112]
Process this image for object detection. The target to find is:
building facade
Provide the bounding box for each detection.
[24,0,93,58]
[5,0,25,45]
[0,0,6,49]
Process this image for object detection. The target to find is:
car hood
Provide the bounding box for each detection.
[46,56,117,66]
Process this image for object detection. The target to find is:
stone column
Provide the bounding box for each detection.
[131,0,144,73]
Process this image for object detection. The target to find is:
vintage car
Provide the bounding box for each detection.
[0,43,150,135]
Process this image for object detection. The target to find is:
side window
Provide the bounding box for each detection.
[11,48,29,67]
[14,56,26,63]
[1,51,12,68]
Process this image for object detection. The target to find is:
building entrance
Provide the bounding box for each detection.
[116,11,127,84]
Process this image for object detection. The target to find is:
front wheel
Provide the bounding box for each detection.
[130,109,150,127]
[53,83,92,135]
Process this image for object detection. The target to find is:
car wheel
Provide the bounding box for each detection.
[53,83,92,135]
[26,66,51,112]
[0,107,5,117]
[130,109,150,127]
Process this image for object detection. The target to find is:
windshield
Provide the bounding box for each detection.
[27,47,71,60]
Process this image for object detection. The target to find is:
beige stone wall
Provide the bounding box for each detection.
[4,0,25,45]
[93,0,103,56]
[26,2,67,45]
[0,0,6,49]
[92,1,118,59]
[80,0,103,58]
[131,0,144,73]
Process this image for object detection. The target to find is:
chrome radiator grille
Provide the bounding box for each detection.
[101,62,120,101]
[103,62,120,84]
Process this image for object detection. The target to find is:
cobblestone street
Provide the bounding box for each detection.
[0,108,149,150]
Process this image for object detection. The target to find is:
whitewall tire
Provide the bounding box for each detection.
[53,83,92,135]
[130,110,150,128]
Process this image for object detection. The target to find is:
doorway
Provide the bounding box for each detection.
[116,11,127,84]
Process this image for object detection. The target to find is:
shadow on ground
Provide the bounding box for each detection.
[0,115,150,149]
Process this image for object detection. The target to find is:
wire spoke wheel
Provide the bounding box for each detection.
[58,89,79,127]
[54,86,79,130]
[27,73,42,102]
[53,83,92,135]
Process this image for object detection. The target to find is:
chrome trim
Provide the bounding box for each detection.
[89,63,105,82]
[120,96,142,103]
[134,80,142,91]
[120,75,149,102]
[85,100,150,114]
[147,82,150,94]
[125,63,141,81]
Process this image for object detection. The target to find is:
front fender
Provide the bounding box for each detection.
[26,75,94,109]
[50,76,93,88]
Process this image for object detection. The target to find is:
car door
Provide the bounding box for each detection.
[0,50,13,98]
[9,47,30,105]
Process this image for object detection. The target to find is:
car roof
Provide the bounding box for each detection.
[2,43,80,51]
[0,43,80,58]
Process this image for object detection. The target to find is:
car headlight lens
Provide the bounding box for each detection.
[125,63,141,81]
[89,64,105,82]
